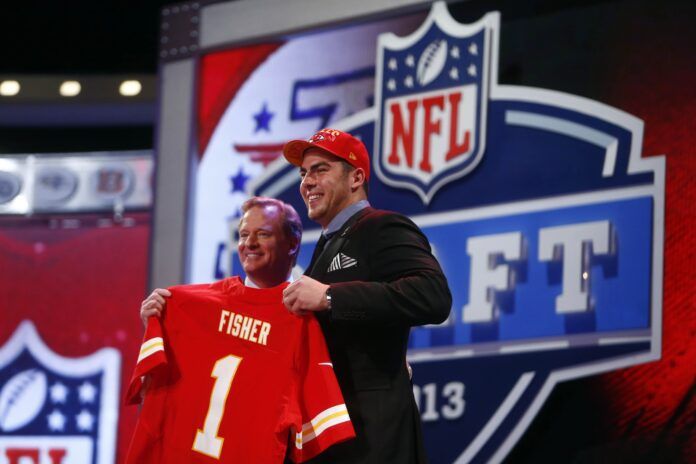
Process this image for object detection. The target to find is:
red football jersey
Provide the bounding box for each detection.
[125,277,354,463]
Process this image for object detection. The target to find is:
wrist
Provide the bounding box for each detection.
[324,286,333,312]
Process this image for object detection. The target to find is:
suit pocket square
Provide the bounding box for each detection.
[327,253,357,272]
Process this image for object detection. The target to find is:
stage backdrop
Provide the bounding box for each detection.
[2,1,690,464]
[186,1,693,463]
[0,152,152,464]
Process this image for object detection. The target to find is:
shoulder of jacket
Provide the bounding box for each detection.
[357,208,415,229]
[340,208,415,240]
[357,207,405,224]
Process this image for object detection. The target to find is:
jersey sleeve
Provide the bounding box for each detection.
[290,316,355,463]
[124,315,168,405]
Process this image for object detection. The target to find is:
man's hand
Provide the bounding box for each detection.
[140,288,171,328]
[282,276,330,316]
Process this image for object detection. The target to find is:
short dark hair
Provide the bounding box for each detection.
[240,196,303,263]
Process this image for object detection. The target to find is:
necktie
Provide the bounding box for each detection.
[307,232,334,274]
[316,233,328,252]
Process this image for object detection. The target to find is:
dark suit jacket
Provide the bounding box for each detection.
[305,207,451,464]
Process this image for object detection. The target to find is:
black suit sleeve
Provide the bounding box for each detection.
[329,213,452,326]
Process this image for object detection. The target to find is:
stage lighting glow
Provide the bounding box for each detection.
[119,80,142,96]
[60,81,81,97]
[0,80,20,96]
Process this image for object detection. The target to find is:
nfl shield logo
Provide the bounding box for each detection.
[0,321,120,464]
[248,3,664,462]
[375,4,494,204]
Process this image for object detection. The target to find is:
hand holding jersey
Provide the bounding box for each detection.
[128,198,355,463]
[283,275,330,316]
[281,133,369,319]
[281,129,452,463]
[140,287,170,325]
[139,196,302,325]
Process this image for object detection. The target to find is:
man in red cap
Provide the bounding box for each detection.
[281,128,451,464]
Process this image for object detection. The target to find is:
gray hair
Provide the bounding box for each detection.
[240,196,303,263]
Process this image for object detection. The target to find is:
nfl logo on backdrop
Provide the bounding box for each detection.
[376,9,492,203]
[0,321,120,464]
[251,2,663,463]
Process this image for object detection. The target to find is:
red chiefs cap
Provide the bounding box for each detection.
[282,128,370,181]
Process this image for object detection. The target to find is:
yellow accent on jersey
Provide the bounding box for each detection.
[137,337,164,363]
[296,404,350,448]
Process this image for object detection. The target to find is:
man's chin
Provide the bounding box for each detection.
[242,263,261,275]
[307,207,324,221]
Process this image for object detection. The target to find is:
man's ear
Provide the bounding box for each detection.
[288,236,300,258]
[351,168,366,191]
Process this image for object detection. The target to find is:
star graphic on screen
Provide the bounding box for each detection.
[230,168,250,193]
[449,67,459,80]
[253,102,274,133]
[78,381,97,403]
[50,382,68,403]
[451,45,460,59]
[76,410,95,431]
[47,409,66,431]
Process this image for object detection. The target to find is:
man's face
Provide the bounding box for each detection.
[237,205,294,287]
[299,149,353,228]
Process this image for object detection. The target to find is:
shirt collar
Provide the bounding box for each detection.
[323,199,370,237]
[244,273,294,289]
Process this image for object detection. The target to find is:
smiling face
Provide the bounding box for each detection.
[237,205,295,288]
[299,148,365,228]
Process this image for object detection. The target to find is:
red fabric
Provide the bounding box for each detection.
[594,10,696,459]
[0,214,150,464]
[197,43,283,157]
[124,277,354,463]
[283,128,372,180]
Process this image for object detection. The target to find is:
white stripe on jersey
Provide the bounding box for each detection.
[295,404,350,448]
[137,337,164,363]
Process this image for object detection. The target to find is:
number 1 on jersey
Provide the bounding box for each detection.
[192,355,242,458]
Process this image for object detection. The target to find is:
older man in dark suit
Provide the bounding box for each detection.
[282,128,451,464]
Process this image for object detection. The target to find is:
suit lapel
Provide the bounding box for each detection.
[306,207,372,277]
